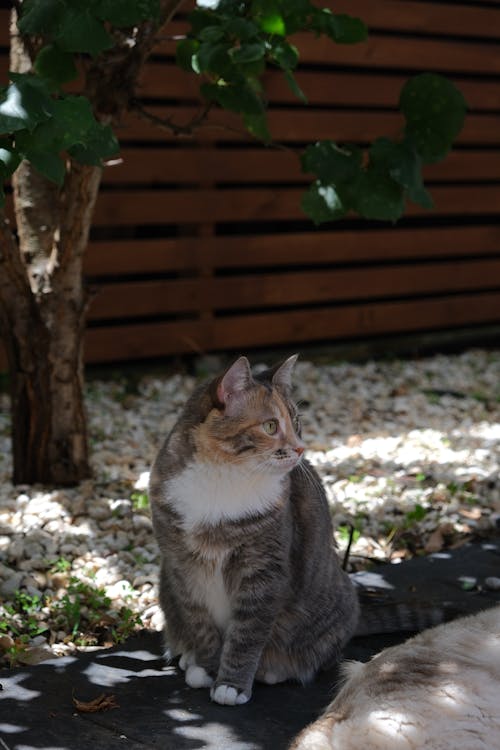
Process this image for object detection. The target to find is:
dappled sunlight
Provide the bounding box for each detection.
[0,722,28,733]
[0,673,41,702]
[172,721,260,750]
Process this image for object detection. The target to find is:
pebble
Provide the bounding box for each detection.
[0,348,498,661]
[484,577,500,591]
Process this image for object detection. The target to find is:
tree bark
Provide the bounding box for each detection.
[1,160,102,485]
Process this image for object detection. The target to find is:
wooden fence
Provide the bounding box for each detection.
[1,0,500,364]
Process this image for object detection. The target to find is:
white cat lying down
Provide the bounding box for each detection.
[290,605,500,750]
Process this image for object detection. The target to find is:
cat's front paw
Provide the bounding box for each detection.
[185,664,214,689]
[210,684,250,706]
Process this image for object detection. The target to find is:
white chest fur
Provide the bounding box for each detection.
[188,552,232,631]
[165,460,284,529]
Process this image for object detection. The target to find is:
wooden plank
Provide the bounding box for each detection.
[85,226,500,276]
[102,147,500,185]
[151,22,500,74]
[211,294,500,350]
[137,63,500,112]
[3,54,499,112]
[119,108,500,144]
[332,1,500,39]
[288,33,500,75]
[3,2,500,47]
[93,184,500,226]
[83,291,500,362]
[88,258,500,320]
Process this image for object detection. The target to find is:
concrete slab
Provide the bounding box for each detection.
[1,539,499,750]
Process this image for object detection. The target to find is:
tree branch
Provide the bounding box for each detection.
[130,99,213,137]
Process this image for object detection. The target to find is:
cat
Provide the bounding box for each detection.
[149,355,359,706]
[290,604,500,750]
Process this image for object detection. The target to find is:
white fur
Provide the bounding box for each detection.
[165,460,284,529]
[211,684,250,706]
[187,551,232,632]
[185,664,213,689]
[293,606,500,750]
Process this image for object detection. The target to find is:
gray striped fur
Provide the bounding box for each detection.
[149,356,359,705]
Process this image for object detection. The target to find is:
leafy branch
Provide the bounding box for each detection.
[0,0,467,224]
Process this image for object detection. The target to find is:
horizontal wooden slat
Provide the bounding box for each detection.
[93,185,500,226]
[102,147,500,185]
[2,56,497,113]
[85,226,500,276]
[3,2,500,48]
[84,292,500,362]
[137,63,500,112]
[118,108,500,144]
[89,258,500,320]
[331,1,500,38]
[152,23,500,75]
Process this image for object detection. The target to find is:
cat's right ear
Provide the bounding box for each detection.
[216,356,253,408]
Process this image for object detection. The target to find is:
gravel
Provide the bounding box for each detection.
[0,348,499,665]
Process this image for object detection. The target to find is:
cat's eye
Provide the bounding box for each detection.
[262,419,278,435]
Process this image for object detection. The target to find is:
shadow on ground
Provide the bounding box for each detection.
[1,539,499,750]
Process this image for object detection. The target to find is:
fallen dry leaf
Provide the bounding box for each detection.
[72,692,119,713]
[459,507,482,520]
[424,527,445,553]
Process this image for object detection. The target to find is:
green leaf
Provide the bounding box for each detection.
[26,150,66,185]
[34,45,78,86]
[330,14,368,44]
[313,9,368,44]
[18,0,65,37]
[68,123,119,165]
[226,18,261,41]
[258,12,286,36]
[400,73,466,163]
[370,137,433,209]
[353,165,405,222]
[55,8,113,57]
[0,144,21,177]
[201,82,264,115]
[17,96,97,153]
[284,70,307,104]
[198,25,227,43]
[195,42,233,78]
[229,41,266,65]
[301,181,347,224]
[175,39,200,73]
[97,0,161,27]
[0,75,54,134]
[301,141,362,184]
[270,40,299,71]
[243,112,271,143]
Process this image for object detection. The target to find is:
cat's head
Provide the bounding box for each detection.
[194,355,305,475]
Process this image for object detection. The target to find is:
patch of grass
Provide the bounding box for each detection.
[404,503,428,527]
[49,557,72,573]
[1,576,143,666]
[131,491,149,511]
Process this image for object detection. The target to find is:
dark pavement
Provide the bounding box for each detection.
[1,539,499,750]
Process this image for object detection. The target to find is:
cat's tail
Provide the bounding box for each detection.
[355,598,463,636]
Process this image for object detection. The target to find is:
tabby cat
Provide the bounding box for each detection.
[290,604,500,750]
[149,355,359,706]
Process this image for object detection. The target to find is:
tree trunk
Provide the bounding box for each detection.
[1,160,102,485]
[0,0,185,485]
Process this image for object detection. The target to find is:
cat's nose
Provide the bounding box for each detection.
[294,445,305,456]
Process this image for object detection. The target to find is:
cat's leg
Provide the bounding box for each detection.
[178,649,217,688]
[159,567,221,690]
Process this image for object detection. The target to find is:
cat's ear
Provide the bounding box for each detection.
[216,356,254,406]
[271,354,298,391]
